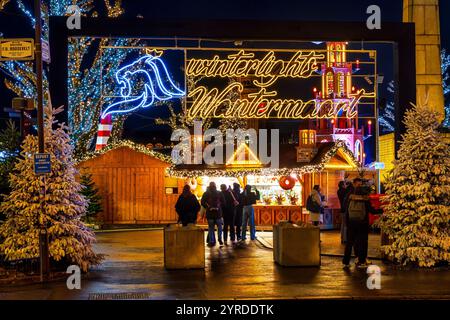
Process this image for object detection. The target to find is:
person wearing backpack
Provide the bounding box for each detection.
[342,182,380,268]
[306,185,323,226]
[201,182,226,246]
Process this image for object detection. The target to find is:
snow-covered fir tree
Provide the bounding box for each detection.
[0,105,102,272]
[376,100,450,267]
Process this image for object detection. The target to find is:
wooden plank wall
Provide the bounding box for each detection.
[77,147,180,224]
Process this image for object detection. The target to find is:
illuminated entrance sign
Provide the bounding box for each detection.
[101,47,376,120]
[184,49,375,120]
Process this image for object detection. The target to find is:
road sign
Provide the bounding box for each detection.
[42,40,50,63]
[0,38,34,61]
[369,162,385,170]
[34,153,51,175]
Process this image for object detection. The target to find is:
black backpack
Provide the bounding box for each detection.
[306,195,320,213]
[348,196,367,221]
[206,193,221,219]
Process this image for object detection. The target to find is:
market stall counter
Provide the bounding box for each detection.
[253,204,309,227]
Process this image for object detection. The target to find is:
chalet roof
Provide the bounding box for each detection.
[75,140,172,165]
[76,139,359,177]
[169,140,360,178]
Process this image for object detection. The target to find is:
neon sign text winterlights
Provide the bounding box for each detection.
[101,54,185,119]
[186,50,325,87]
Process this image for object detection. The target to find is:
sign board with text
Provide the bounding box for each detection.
[0,38,34,61]
[34,153,51,175]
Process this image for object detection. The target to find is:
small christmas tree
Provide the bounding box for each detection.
[376,100,450,267]
[79,171,102,224]
[0,105,102,271]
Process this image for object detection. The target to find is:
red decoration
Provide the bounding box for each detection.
[279,176,295,190]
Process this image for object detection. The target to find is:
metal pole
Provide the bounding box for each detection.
[34,0,48,282]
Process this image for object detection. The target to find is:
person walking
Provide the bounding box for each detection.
[175,185,201,226]
[342,182,380,268]
[201,182,225,246]
[232,183,243,241]
[220,184,236,244]
[337,181,348,244]
[307,185,323,226]
[241,185,260,241]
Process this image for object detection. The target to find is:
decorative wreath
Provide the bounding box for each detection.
[279,176,296,190]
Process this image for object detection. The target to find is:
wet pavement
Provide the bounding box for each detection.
[0,229,449,300]
[257,230,382,258]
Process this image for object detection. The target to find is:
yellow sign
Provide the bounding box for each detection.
[0,38,34,61]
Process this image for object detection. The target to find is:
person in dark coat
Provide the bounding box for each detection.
[220,184,236,244]
[175,185,200,226]
[232,183,243,241]
[201,182,225,246]
[337,181,348,244]
[342,183,381,268]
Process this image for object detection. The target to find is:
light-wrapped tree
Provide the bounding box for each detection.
[376,100,450,267]
[0,105,102,272]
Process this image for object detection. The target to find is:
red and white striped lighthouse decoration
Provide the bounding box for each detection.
[95,115,112,151]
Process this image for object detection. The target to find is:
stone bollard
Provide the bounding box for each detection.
[164,224,205,269]
[273,221,321,267]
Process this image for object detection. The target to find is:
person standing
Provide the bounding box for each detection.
[307,185,323,226]
[201,182,225,246]
[232,183,243,241]
[175,185,201,226]
[342,182,380,268]
[337,181,348,244]
[241,185,260,241]
[220,184,236,244]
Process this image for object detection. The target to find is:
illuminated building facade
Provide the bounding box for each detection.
[304,42,365,164]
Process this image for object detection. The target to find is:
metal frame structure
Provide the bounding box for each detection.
[49,17,416,152]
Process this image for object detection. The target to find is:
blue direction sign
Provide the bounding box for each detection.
[34,153,51,175]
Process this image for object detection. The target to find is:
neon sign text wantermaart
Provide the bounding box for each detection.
[185,50,375,120]
[188,82,371,119]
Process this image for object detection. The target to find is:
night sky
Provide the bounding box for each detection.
[0,0,448,159]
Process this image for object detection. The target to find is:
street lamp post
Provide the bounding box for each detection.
[34,0,49,282]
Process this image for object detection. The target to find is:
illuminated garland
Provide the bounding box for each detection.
[0,0,10,10]
[167,140,360,178]
[75,139,172,164]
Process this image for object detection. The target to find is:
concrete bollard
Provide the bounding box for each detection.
[273,221,321,267]
[164,224,205,269]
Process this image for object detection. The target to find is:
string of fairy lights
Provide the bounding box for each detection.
[76,138,360,180]
[0,0,129,155]
[167,140,360,178]
[75,139,172,165]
